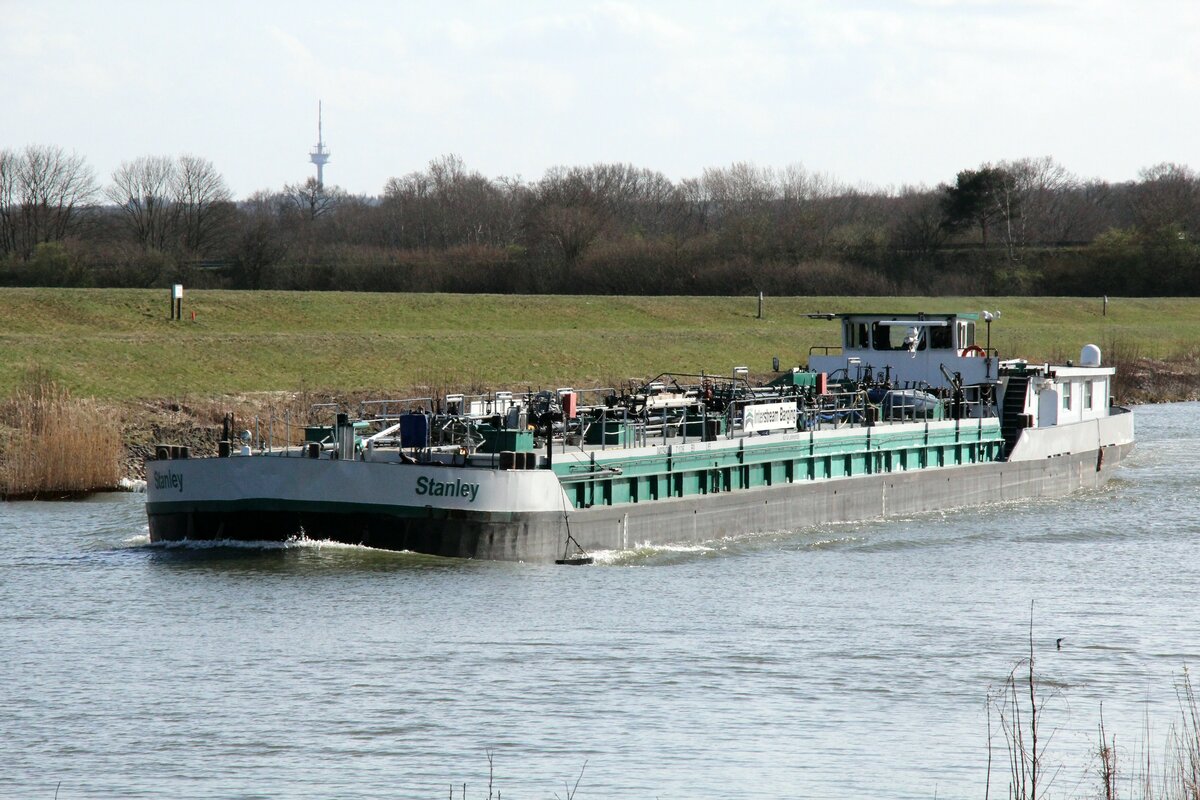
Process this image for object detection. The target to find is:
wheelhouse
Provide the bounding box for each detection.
[807,312,993,391]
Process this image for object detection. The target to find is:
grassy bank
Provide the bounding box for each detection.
[1,289,1198,400]
[1,289,1196,489]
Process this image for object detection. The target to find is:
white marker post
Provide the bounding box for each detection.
[172,284,183,320]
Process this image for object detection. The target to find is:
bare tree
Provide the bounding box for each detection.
[1059,179,1122,242]
[174,154,233,255]
[675,176,713,236]
[493,174,531,245]
[0,145,97,259]
[589,163,680,237]
[427,154,516,247]
[20,145,97,251]
[702,161,777,211]
[378,155,520,251]
[426,153,473,246]
[523,162,682,241]
[107,155,179,251]
[230,190,288,289]
[524,165,615,279]
[701,162,778,257]
[890,186,948,257]
[776,163,857,256]
[1132,162,1200,234]
[278,177,345,221]
[0,149,18,257]
[998,157,1079,245]
[381,170,435,248]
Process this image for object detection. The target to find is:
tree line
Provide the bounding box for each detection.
[2,146,1198,296]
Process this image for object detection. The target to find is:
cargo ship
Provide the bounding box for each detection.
[145,312,1135,562]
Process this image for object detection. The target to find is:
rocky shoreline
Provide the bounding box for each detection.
[1112,356,1200,405]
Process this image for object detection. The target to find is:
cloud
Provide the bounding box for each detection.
[4,0,1199,193]
[597,1,696,45]
[268,26,315,63]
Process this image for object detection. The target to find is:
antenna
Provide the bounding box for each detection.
[309,100,330,188]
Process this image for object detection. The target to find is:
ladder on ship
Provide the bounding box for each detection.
[1000,374,1031,457]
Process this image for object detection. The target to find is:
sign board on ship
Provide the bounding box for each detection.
[742,401,800,434]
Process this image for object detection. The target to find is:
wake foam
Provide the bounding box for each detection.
[137,535,394,553]
[589,542,716,565]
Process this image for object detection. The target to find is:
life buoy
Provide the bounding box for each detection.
[961,345,986,357]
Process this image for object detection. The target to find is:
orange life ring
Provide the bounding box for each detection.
[961,345,986,357]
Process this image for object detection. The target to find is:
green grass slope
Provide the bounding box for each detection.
[1,289,1196,400]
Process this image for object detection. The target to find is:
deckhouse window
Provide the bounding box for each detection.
[844,321,870,349]
[929,325,953,349]
[1084,380,1093,410]
[1062,381,1072,410]
[956,322,976,349]
[871,322,926,351]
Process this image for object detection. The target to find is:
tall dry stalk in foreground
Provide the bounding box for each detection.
[0,369,122,498]
[989,615,1200,800]
[1164,668,1200,800]
[1088,668,1200,800]
[987,604,1066,800]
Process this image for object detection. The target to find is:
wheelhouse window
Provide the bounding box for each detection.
[844,321,870,349]
[956,321,976,349]
[1062,381,1072,410]
[871,322,926,351]
[1084,380,1093,410]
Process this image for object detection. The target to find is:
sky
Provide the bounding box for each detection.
[2,0,1197,198]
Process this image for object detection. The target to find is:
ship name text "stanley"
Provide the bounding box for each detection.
[415,476,480,503]
[153,470,184,493]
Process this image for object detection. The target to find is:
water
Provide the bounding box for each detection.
[1,403,1197,799]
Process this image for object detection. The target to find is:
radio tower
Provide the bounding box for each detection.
[309,101,330,188]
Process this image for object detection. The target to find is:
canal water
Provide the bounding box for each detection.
[1,403,1196,799]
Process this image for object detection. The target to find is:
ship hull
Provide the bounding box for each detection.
[146,413,1133,562]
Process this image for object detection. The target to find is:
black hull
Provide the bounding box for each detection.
[147,441,1133,563]
[147,508,564,561]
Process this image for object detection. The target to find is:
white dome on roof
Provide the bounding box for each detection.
[1080,344,1102,367]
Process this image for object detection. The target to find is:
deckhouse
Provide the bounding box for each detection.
[806,312,995,390]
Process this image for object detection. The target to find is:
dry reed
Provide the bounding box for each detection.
[993,619,1200,800]
[1088,668,1200,800]
[0,368,122,498]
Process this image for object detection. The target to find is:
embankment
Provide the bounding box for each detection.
[1,290,1196,492]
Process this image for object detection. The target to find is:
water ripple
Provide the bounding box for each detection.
[1,404,1198,798]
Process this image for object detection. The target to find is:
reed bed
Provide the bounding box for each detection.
[0,369,122,498]
[1095,668,1200,800]
[993,613,1200,800]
